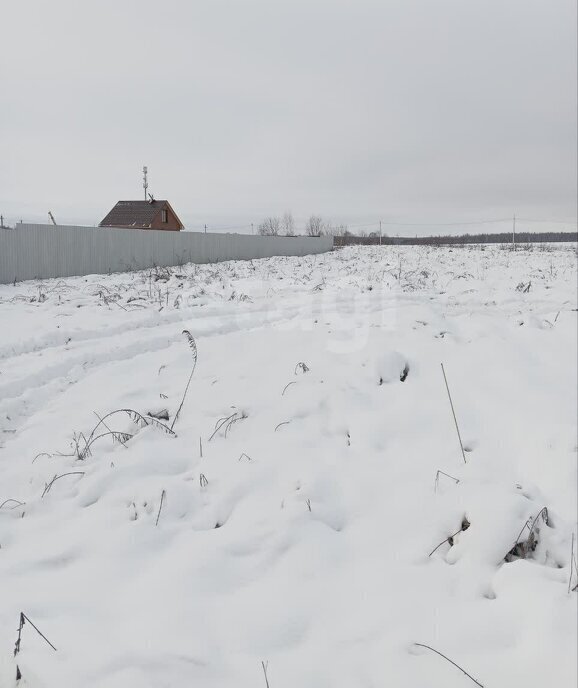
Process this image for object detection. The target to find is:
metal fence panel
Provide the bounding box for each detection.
[0,224,333,284]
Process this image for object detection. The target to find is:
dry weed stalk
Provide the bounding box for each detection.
[14,611,57,681]
[434,470,460,493]
[413,643,483,687]
[171,330,198,431]
[209,410,247,440]
[155,489,166,526]
[429,517,470,557]
[441,363,467,464]
[41,472,85,498]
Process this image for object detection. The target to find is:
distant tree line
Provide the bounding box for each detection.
[333,231,578,246]
[256,214,577,244]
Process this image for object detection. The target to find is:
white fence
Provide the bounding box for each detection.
[0,224,333,284]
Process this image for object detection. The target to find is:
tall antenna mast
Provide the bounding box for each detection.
[143,166,148,200]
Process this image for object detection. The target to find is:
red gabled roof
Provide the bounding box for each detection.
[99,200,183,229]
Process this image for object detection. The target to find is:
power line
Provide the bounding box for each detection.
[343,217,577,230]
[195,223,253,232]
[359,218,511,228]
[346,218,511,230]
[392,218,513,227]
[516,218,577,225]
[347,221,382,230]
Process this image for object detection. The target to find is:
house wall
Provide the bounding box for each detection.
[0,224,333,284]
[149,204,182,231]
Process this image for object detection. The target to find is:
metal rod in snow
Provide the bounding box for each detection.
[379,220,382,246]
[512,214,516,249]
[441,363,467,464]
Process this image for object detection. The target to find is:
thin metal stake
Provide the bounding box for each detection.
[441,363,467,464]
[512,214,516,250]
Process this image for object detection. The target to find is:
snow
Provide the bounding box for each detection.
[0,243,576,687]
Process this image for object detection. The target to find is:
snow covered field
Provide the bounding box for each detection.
[0,244,576,687]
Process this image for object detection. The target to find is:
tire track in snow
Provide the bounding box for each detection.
[0,298,322,445]
[0,286,411,447]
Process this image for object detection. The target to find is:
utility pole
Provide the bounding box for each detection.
[379,220,382,246]
[204,224,207,234]
[512,214,516,250]
[0,215,4,228]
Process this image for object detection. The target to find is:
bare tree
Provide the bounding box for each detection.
[319,223,349,237]
[258,217,280,236]
[305,215,323,236]
[281,212,295,236]
[334,224,349,236]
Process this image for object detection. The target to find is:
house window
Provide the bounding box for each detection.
[161,209,168,223]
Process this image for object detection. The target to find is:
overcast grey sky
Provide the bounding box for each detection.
[1,0,576,233]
